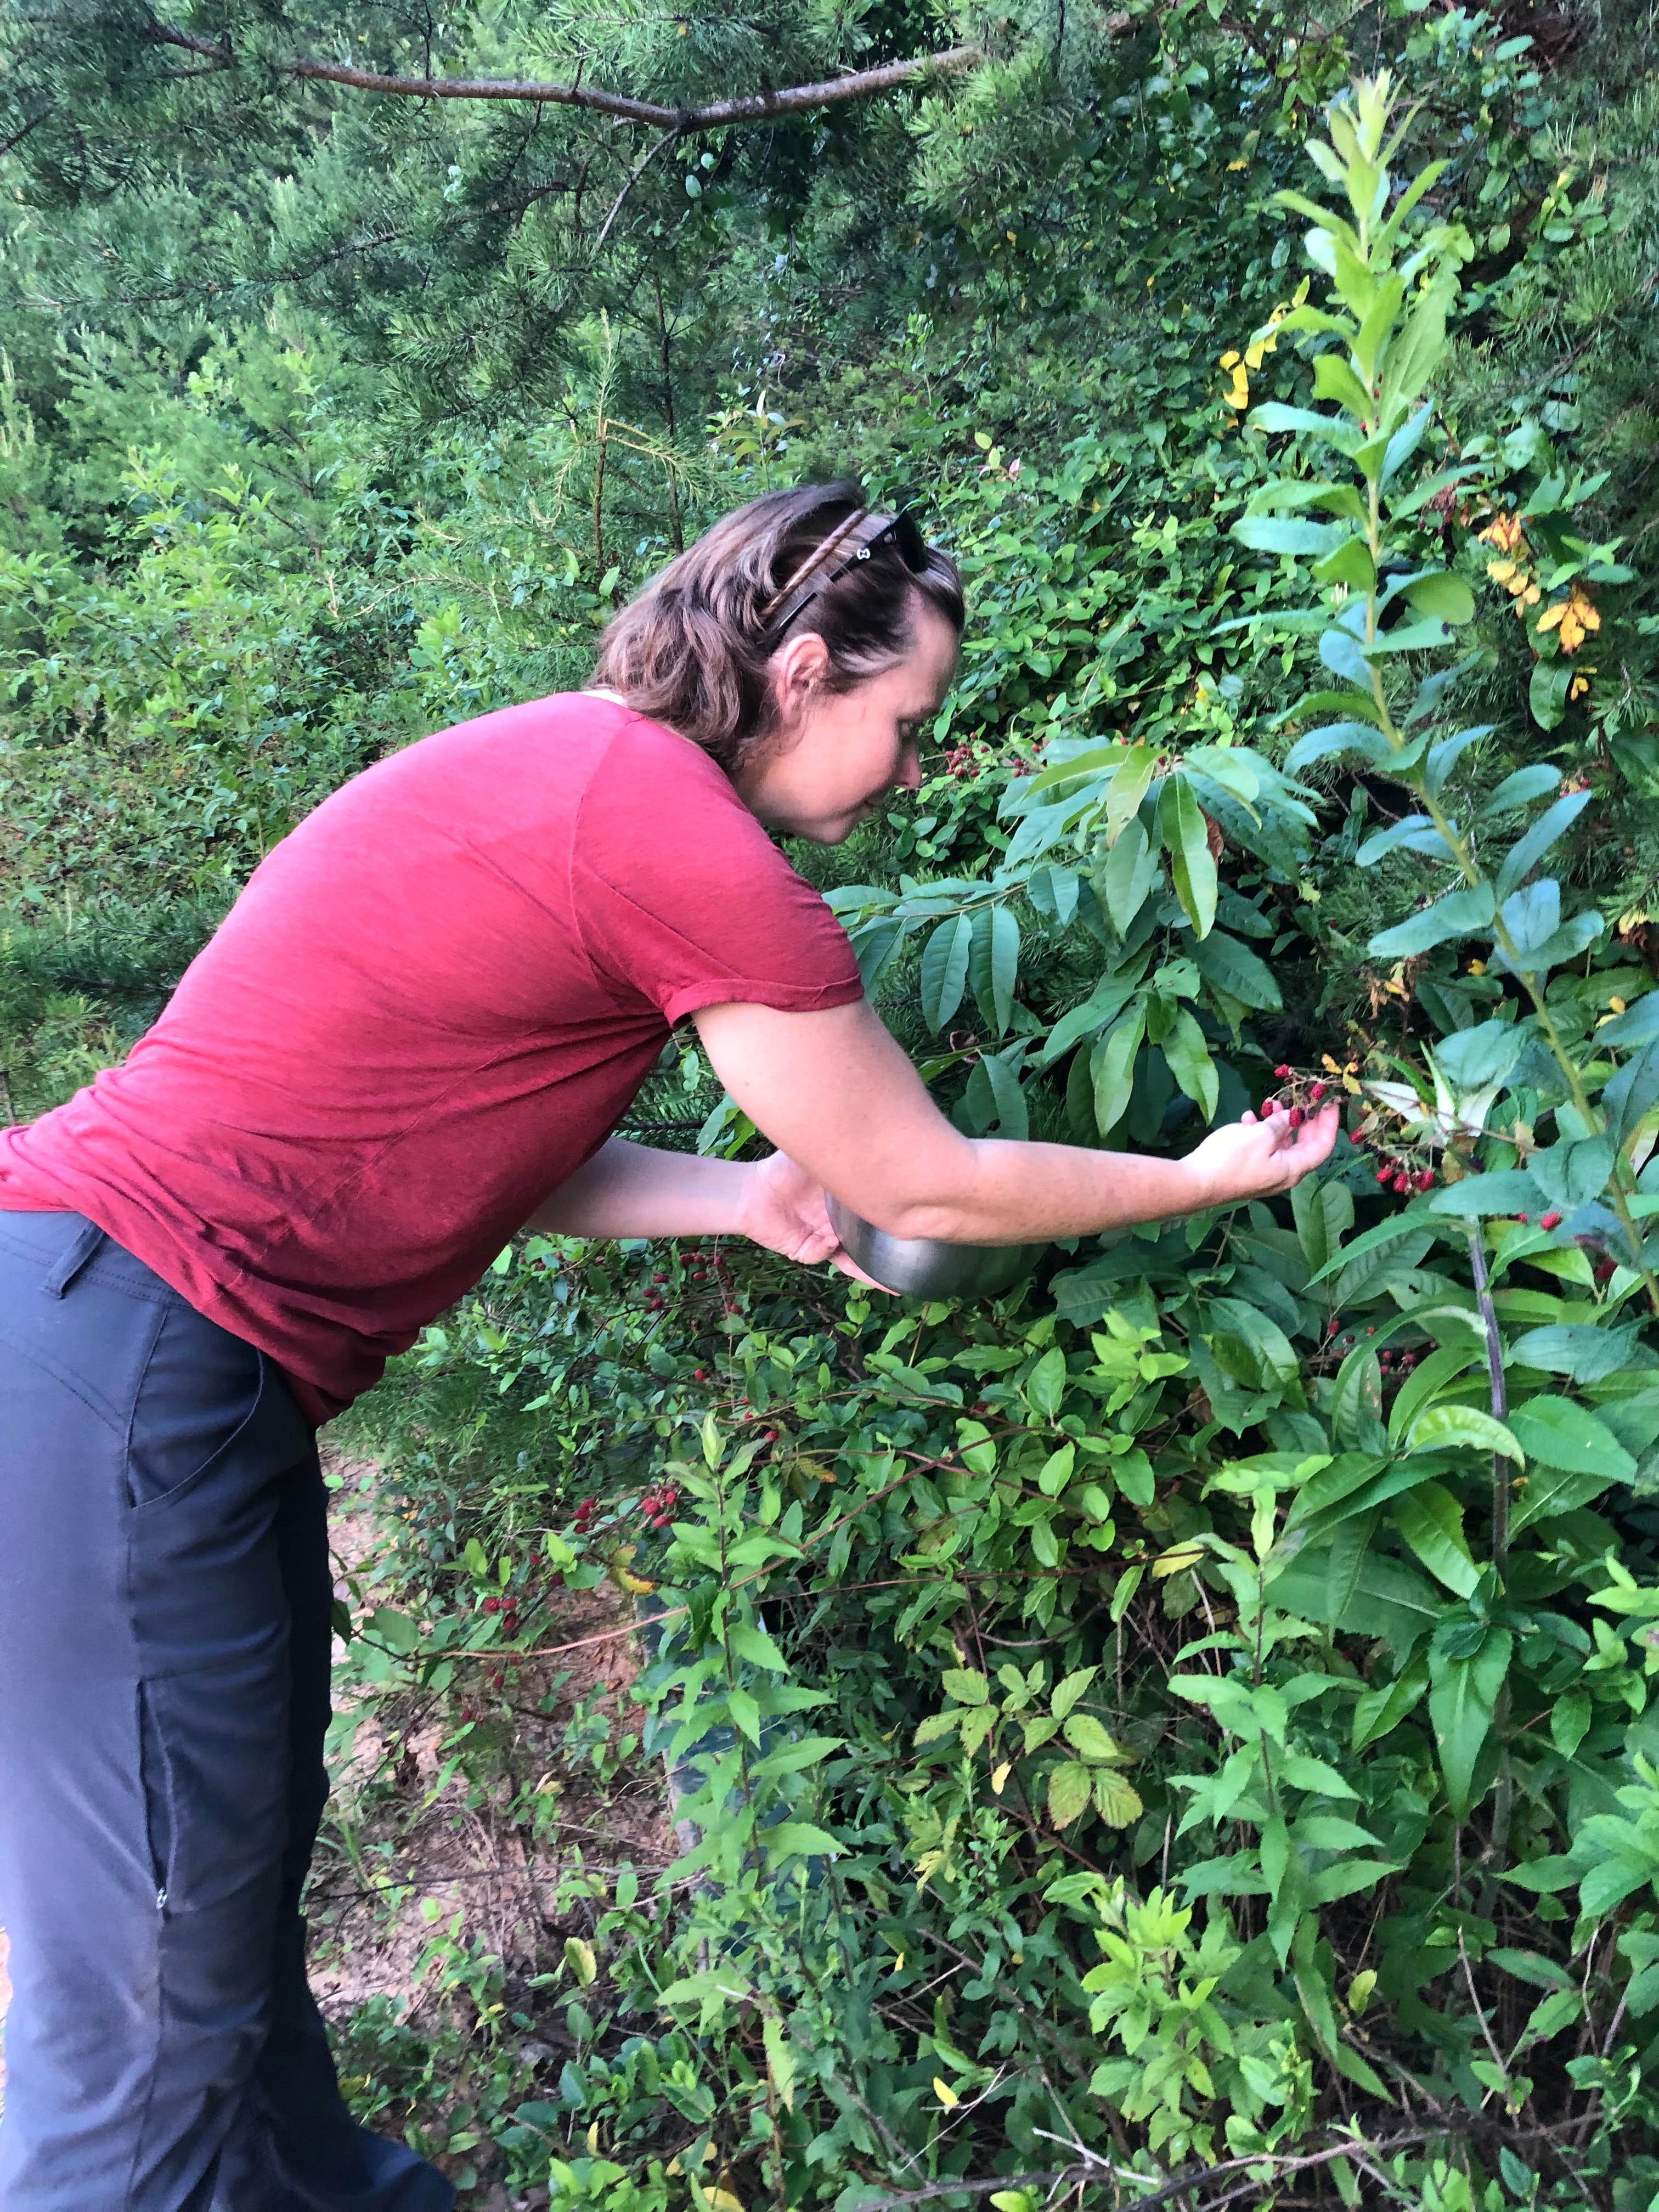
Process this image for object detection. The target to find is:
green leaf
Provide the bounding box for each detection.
[726,1619,791,1672]
[727,1685,763,1743]
[1428,1629,1513,1818]
[763,2012,796,2113]
[1284,720,1391,772]
[1091,1005,1147,1136]
[1051,1666,1098,1719]
[1329,1348,1385,1452]
[1232,515,1342,558]
[1104,746,1158,844]
[1064,1712,1124,1764]
[1037,1442,1075,1496]
[368,1606,421,1655]
[1495,790,1594,902]
[1404,1404,1523,1461]
[1404,572,1476,627]
[919,912,973,1032]
[1026,1344,1068,1419]
[1351,1660,1428,1752]
[1190,928,1283,1011]
[1390,1481,1478,1598]
[1369,885,1495,959]
[969,904,1020,1037]
[1292,1174,1355,1278]
[1048,1759,1092,1827]
[941,1668,989,1706]
[762,1821,842,1860]
[1162,1007,1219,1122]
[1550,1688,1592,1758]
[1100,816,1158,935]
[1508,1396,1635,1478]
[1159,776,1217,939]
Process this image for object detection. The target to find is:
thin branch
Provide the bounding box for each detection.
[142,22,985,134]
[591,124,679,255]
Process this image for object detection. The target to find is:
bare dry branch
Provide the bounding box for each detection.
[141,22,985,134]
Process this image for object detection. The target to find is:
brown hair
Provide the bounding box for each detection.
[591,482,964,772]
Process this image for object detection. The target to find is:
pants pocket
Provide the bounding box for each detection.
[139,1660,291,1921]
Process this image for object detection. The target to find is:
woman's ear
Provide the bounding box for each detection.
[769,630,832,735]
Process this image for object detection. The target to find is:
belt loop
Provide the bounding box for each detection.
[43,1218,108,1299]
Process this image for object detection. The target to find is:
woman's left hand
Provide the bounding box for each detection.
[736,1150,891,1289]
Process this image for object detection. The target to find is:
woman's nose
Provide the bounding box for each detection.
[899,747,922,791]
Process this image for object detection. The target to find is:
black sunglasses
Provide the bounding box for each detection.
[763,504,930,643]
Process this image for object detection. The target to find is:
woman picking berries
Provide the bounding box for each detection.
[0,483,1336,2211]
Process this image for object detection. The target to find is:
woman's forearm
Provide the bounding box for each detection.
[526,1136,754,1239]
[892,1137,1206,1245]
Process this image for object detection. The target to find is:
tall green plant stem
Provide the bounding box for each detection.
[1358,589,1659,1316]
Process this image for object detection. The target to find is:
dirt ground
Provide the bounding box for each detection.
[307,1447,673,2022]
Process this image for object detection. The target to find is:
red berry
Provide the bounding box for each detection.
[1415,1169,1434,1192]
[483,1595,501,1613]
[1288,1105,1305,1128]
[1541,1210,1562,1230]
[1309,1081,1327,1102]
[490,1670,504,1690]
[1274,1064,1292,1079]
[1261,1098,1278,1117]
[1392,1172,1411,1194]
[693,1368,707,1381]
[653,1272,667,1283]
[651,1512,672,1529]
[1376,1167,1394,1186]
[460,1705,475,1723]
[1516,1212,1528,1224]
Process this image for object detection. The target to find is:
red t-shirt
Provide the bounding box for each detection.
[0,695,863,1424]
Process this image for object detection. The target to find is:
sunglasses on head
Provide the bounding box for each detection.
[762,503,930,643]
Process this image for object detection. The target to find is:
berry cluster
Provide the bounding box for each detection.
[1258,1064,1330,1132]
[479,1592,520,1633]
[1331,1325,1421,1376]
[573,1493,601,1534]
[637,1482,679,1533]
[1363,1149,1436,1197]
[1512,1210,1564,1231]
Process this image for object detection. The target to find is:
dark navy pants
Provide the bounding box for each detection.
[0,1212,453,2211]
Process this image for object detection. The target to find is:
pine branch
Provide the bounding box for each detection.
[140,21,986,133]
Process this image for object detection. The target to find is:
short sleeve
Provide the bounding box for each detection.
[571,716,865,1026]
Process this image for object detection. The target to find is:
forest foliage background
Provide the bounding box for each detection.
[7,1,1659,2207]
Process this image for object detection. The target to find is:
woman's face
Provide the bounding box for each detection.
[733,601,961,845]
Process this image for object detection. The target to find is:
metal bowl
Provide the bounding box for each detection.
[826,1191,1046,1300]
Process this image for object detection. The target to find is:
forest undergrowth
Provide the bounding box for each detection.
[8,1,1659,2205]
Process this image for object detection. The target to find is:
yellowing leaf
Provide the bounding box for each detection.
[934,2076,960,2109]
[1152,1541,1204,1578]
[991,1760,1012,1795]
[1092,1769,1144,1827]
[564,1936,598,1986]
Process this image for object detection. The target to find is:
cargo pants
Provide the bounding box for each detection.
[0,1211,453,2211]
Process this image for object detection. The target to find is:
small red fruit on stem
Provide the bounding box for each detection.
[1287,1105,1305,1128]
[1540,1210,1562,1230]
[1516,1212,1528,1224]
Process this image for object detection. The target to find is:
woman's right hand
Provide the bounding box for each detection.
[1182,1101,1342,1207]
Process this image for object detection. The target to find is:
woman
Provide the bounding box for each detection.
[0,482,1337,2210]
